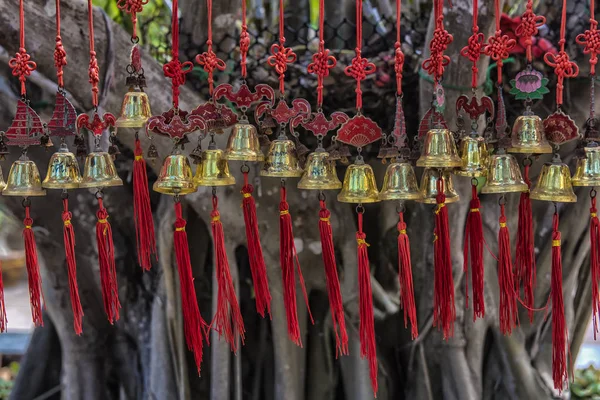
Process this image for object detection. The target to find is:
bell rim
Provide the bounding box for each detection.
[572,178,600,187]
[336,195,381,203]
[379,192,423,201]
[79,179,124,189]
[454,169,488,178]
[2,189,47,196]
[260,170,304,178]
[529,192,577,202]
[224,154,265,162]
[195,178,237,187]
[480,183,528,194]
[42,181,81,190]
[507,145,553,154]
[298,182,343,190]
[152,183,197,195]
[416,157,463,168]
[417,195,460,204]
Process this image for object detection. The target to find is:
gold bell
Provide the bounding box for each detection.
[224,122,264,162]
[481,151,528,194]
[416,128,462,168]
[116,88,152,128]
[379,160,422,201]
[0,165,7,192]
[260,138,304,178]
[42,143,82,190]
[455,135,489,177]
[3,156,46,197]
[337,161,380,203]
[79,151,123,189]
[417,168,459,204]
[154,152,196,195]
[194,148,236,187]
[297,151,342,190]
[572,145,600,187]
[508,114,552,154]
[530,160,577,202]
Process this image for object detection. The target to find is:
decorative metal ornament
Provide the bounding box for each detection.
[48,92,77,137]
[194,147,236,187]
[417,168,459,204]
[572,144,600,186]
[416,128,462,168]
[530,159,577,203]
[116,88,152,128]
[508,113,553,154]
[3,156,46,197]
[297,151,343,190]
[455,135,489,177]
[42,142,82,189]
[260,139,304,178]
[379,161,422,201]
[481,151,528,194]
[337,161,380,203]
[543,110,580,145]
[509,68,550,100]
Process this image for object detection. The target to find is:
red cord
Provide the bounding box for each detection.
[577,0,600,75]
[421,0,452,83]
[459,0,484,89]
[116,0,147,40]
[544,0,579,105]
[163,0,193,108]
[394,0,405,94]
[307,0,336,107]
[195,0,226,96]
[267,0,297,95]
[9,0,36,96]
[483,0,515,85]
[54,0,67,88]
[344,0,376,110]
[515,0,546,63]
[240,0,250,78]
[84,0,100,107]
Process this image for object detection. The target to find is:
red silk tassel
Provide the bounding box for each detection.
[319,199,348,356]
[551,211,568,391]
[516,163,536,322]
[241,171,271,318]
[211,194,245,352]
[397,211,418,339]
[498,204,518,335]
[133,136,156,271]
[279,186,313,346]
[357,210,378,396]
[0,262,6,332]
[590,194,600,339]
[433,178,455,339]
[463,182,485,320]
[174,201,208,374]
[96,197,121,324]
[23,204,43,327]
[62,198,83,335]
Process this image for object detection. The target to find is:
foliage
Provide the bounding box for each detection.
[0,362,20,399]
[572,366,600,399]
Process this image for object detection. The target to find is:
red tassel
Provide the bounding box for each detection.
[62,198,83,335]
[516,163,536,322]
[241,171,271,318]
[463,182,484,320]
[23,204,43,327]
[590,194,600,339]
[498,203,518,335]
[318,198,348,356]
[551,211,568,391]
[211,194,245,352]
[433,178,455,339]
[174,201,208,374]
[133,136,157,271]
[96,197,121,324]
[279,185,313,346]
[357,210,378,396]
[0,261,6,332]
[397,210,418,339]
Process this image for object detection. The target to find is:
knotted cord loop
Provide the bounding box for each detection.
[240,0,250,78]
[544,0,579,106]
[9,0,36,96]
[421,0,452,83]
[195,0,226,96]
[307,0,336,107]
[267,0,296,95]
[459,0,483,89]
[515,0,546,63]
[483,0,515,85]
[344,0,376,110]
[577,0,600,75]
[54,0,67,88]
[163,0,193,108]
[394,0,405,94]
[117,0,148,39]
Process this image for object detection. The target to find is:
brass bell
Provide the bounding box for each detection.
[572,145,600,187]
[260,138,304,178]
[298,151,342,190]
[508,114,552,154]
[42,143,82,190]
[481,151,528,194]
[379,160,422,201]
[416,128,462,168]
[194,148,236,187]
[154,153,196,195]
[0,165,6,192]
[455,135,489,177]
[79,151,123,189]
[116,88,152,128]
[3,156,46,197]
[337,161,380,203]
[224,122,264,162]
[530,160,577,202]
[417,168,460,204]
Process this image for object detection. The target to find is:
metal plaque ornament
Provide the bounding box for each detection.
[48,91,77,137]
[418,108,448,140]
[146,110,207,141]
[456,95,494,122]
[190,101,237,131]
[5,100,44,146]
[336,115,384,148]
[509,68,550,101]
[290,111,349,138]
[76,112,117,137]
[543,110,580,145]
[255,98,312,127]
[213,83,275,110]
